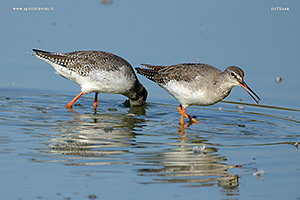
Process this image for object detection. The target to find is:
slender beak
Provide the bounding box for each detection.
[238,81,261,104]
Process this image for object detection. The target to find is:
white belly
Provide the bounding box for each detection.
[81,70,134,94]
[39,56,134,94]
[163,80,219,107]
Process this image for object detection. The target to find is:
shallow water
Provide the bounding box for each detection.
[1,88,299,199]
[1,0,300,199]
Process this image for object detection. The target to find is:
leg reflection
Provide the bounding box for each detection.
[177,122,197,140]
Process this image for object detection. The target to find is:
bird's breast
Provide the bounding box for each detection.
[162,80,218,106]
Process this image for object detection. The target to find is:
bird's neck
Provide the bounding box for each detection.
[125,81,147,106]
[213,74,235,100]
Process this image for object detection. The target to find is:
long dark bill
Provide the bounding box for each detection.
[238,82,261,104]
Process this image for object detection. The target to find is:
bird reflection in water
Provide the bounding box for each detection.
[135,121,240,196]
[36,103,147,166]
[136,140,239,196]
[33,101,240,196]
[177,122,197,140]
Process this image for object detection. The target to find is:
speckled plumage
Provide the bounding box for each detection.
[136,63,260,124]
[32,49,134,76]
[138,63,222,83]
[32,49,147,108]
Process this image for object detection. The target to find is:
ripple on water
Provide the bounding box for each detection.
[0,88,299,196]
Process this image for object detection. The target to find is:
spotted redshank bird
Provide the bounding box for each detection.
[31,49,147,109]
[135,63,260,124]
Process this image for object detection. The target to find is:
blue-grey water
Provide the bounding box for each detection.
[1,1,300,199]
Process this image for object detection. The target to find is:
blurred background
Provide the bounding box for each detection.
[1,0,299,108]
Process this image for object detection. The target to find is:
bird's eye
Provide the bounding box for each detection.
[230,72,235,77]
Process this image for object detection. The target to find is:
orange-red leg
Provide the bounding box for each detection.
[65,91,84,109]
[177,105,185,125]
[186,113,198,124]
[177,104,198,124]
[177,123,186,140]
[93,93,98,109]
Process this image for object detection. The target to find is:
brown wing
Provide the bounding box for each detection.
[136,63,221,84]
[141,63,170,69]
[32,49,133,76]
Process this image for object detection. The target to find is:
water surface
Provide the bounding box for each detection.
[1,0,300,199]
[1,88,299,199]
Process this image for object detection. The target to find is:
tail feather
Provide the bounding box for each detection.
[32,49,56,58]
[31,49,71,68]
[135,67,158,82]
[32,49,50,55]
[141,63,169,69]
[32,49,66,58]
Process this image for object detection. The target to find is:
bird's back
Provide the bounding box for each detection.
[136,63,222,84]
[32,49,135,76]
